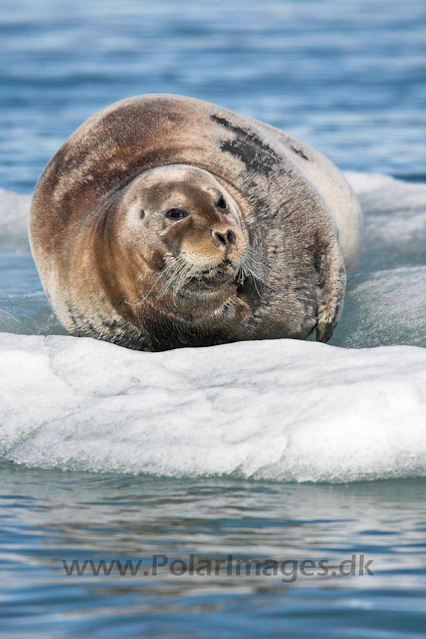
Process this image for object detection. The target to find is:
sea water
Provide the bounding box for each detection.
[1,0,426,636]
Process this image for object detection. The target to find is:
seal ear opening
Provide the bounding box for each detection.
[314,238,346,343]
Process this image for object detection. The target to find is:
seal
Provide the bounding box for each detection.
[29,94,363,351]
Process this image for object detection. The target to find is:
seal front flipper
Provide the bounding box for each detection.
[314,234,346,343]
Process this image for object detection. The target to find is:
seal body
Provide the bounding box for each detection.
[29,94,362,351]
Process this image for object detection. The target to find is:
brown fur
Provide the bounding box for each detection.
[29,94,361,351]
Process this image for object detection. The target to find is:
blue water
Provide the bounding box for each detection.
[2,468,426,638]
[1,0,425,194]
[1,0,426,636]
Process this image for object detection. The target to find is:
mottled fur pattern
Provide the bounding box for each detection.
[29,94,362,351]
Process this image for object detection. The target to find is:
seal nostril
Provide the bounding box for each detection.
[226,229,236,244]
[212,230,227,246]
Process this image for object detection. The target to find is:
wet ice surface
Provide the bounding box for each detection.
[335,174,426,348]
[0,173,425,482]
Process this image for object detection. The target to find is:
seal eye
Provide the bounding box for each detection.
[216,196,227,210]
[166,208,188,220]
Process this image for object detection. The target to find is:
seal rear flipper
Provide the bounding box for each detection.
[314,236,346,343]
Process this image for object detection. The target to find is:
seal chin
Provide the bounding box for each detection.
[184,259,238,292]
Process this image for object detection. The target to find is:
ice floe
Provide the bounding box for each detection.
[1,333,426,482]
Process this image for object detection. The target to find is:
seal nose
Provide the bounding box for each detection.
[212,229,236,247]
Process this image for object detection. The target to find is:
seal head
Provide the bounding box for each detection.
[86,165,263,350]
[116,164,249,290]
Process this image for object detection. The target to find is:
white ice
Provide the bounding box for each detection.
[1,333,426,482]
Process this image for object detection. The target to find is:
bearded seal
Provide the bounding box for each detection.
[29,94,362,351]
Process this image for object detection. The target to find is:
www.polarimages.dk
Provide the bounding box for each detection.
[62,554,374,582]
